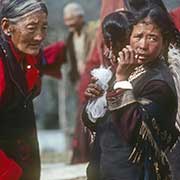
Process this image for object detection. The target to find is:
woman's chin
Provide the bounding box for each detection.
[137,59,144,65]
[25,48,40,56]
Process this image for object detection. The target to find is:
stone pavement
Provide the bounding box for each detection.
[38,130,87,180]
[41,163,87,180]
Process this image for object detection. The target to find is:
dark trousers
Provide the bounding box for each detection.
[168,140,180,180]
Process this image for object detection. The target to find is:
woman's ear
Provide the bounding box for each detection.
[1,17,12,36]
[161,39,169,60]
[163,40,169,51]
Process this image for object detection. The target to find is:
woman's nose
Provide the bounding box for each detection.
[139,38,148,50]
[34,31,46,41]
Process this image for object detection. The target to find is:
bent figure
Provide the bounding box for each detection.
[0,0,48,179]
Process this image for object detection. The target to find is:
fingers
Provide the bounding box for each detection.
[90,76,98,83]
[115,45,139,80]
[118,45,137,64]
[85,87,103,98]
[85,80,104,99]
[118,51,124,64]
[126,45,136,64]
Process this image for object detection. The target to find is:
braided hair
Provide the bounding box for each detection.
[102,10,135,56]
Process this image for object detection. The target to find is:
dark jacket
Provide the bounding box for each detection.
[0,37,40,180]
[83,60,179,180]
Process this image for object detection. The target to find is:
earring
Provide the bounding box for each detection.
[108,41,113,59]
[104,47,109,57]
[6,30,11,36]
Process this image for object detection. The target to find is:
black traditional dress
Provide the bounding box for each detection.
[83,59,180,180]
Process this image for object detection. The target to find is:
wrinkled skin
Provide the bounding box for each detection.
[2,10,48,56]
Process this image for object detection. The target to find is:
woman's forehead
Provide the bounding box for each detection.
[134,17,161,31]
[15,11,48,25]
[133,23,161,34]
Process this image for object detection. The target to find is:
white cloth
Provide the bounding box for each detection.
[73,31,86,75]
[113,81,133,90]
[86,66,112,122]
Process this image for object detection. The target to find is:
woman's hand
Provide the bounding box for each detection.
[85,77,104,100]
[115,45,139,81]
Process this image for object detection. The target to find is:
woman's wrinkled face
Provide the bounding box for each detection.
[130,17,163,64]
[10,10,48,55]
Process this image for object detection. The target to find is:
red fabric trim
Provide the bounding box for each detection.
[170,7,180,31]
[25,55,40,91]
[9,41,40,91]
[44,41,65,64]
[106,89,125,99]
[0,59,5,103]
[0,40,41,100]
[8,40,22,63]
[77,45,101,103]
[43,41,66,79]
[0,150,22,180]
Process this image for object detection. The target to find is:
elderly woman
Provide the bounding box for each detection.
[83,5,180,180]
[0,0,48,179]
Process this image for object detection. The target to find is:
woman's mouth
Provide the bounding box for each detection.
[29,44,41,48]
[137,53,148,60]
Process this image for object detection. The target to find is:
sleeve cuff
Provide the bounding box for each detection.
[113,81,133,90]
[107,89,136,111]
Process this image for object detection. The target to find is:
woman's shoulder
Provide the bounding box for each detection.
[132,61,176,96]
[148,61,176,92]
[136,61,174,86]
[0,56,6,101]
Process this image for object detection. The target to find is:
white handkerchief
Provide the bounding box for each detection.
[86,66,112,122]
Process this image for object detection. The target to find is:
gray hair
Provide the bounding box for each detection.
[63,2,84,18]
[0,0,48,22]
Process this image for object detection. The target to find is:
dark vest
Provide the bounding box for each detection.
[87,60,179,180]
[132,60,179,150]
[0,38,40,180]
[66,32,80,83]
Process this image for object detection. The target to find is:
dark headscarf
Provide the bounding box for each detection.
[0,0,48,20]
[125,0,167,12]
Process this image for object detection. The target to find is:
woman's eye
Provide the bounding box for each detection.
[27,26,36,32]
[148,36,158,42]
[133,35,142,41]
[42,25,48,31]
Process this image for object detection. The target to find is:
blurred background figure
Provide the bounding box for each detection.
[58,2,97,158]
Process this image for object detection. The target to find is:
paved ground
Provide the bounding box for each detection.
[41,163,87,180]
[38,130,87,180]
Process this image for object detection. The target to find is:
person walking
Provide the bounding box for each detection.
[59,2,97,158]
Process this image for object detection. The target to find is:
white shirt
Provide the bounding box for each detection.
[73,31,86,75]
